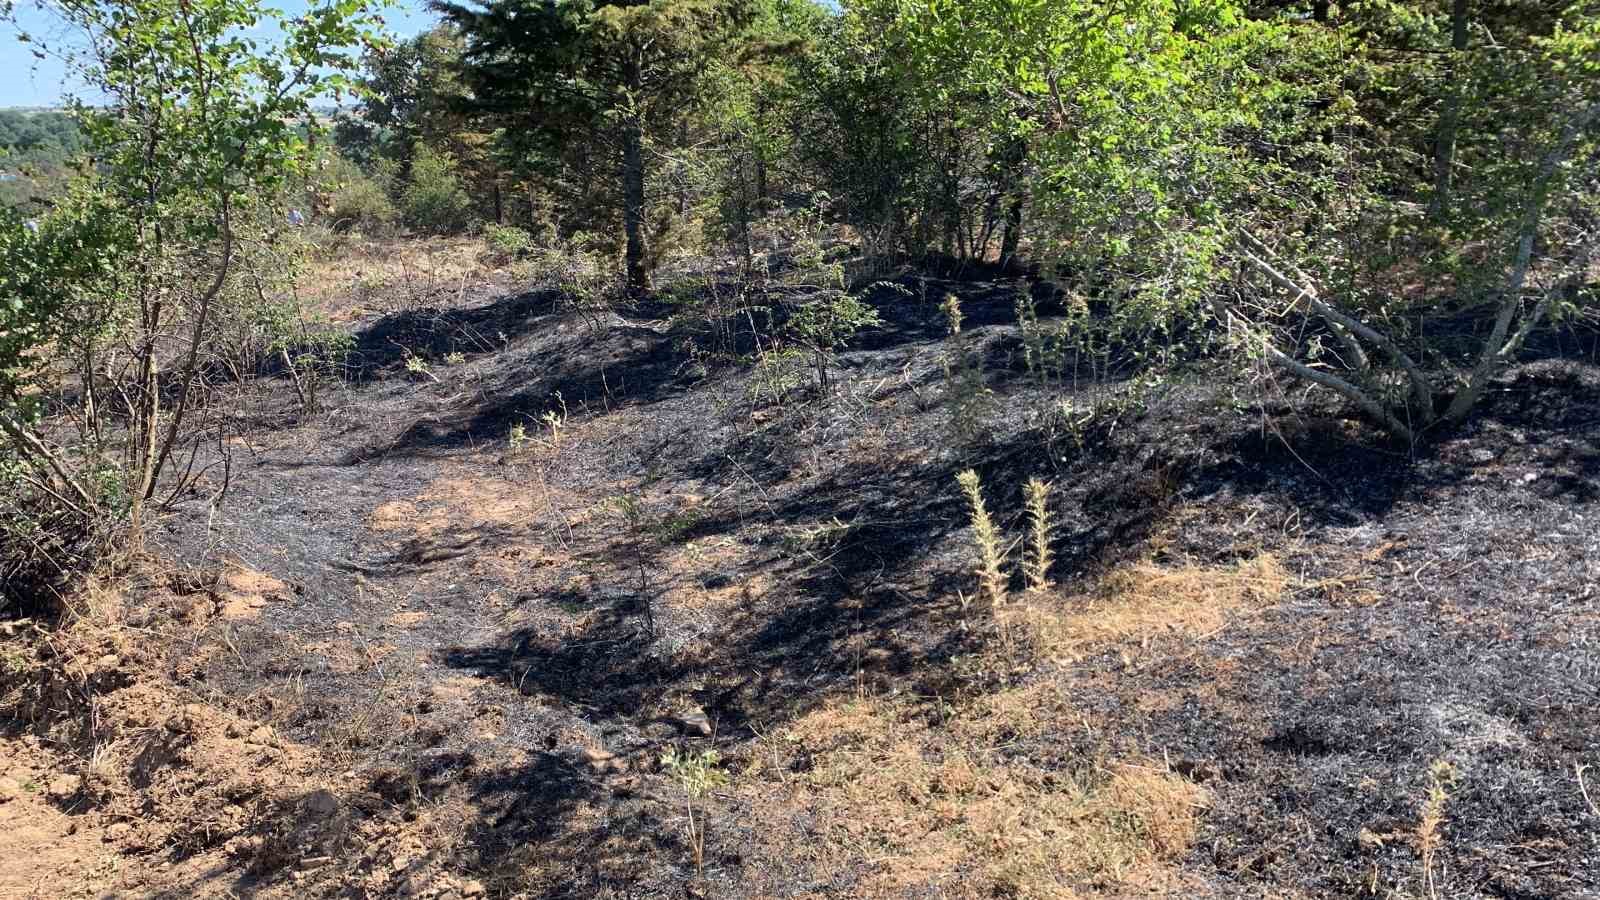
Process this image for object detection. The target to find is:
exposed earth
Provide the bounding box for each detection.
[3,238,1599,899]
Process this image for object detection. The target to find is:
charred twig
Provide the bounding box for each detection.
[1578,764,1599,819]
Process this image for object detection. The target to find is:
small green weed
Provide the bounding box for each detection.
[661,747,729,878]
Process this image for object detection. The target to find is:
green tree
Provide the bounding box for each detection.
[0,0,377,545]
[335,25,472,167]
[887,0,1600,439]
[700,0,820,266]
[1221,0,1600,440]
[334,24,518,224]
[402,142,474,233]
[436,0,759,293]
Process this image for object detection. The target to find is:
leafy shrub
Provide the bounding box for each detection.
[786,290,882,395]
[321,155,396,235]
[942,344,996,444]
[0,0,377,582]
[402,144,473,234]
[661,746,728,876]
[274,325,354,415]
[515,231,621,319]
[746,347,807,408]
[483,223,533,261]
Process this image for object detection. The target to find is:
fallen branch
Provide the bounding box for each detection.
[1579,764,1599,819]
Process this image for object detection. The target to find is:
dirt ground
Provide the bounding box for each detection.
[3,238,1599,899]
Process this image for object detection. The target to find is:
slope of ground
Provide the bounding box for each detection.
[3,238,1598,899]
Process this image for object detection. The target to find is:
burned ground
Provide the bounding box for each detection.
[4,245,1599,899]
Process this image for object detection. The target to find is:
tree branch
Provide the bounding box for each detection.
[1239,231,1434,417]
[1220,305,1417,442]
[0,411,98,513]
[1444,99,1600,423]
[149,193,232,494]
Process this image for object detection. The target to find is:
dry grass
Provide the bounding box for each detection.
[1007,554,1291,661]
[297,234,494,320]
[776,689,1210,898]
[742,556,1291,894]
[1416,760,1459,899]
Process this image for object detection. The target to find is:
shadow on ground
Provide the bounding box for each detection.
[344,289,566,380]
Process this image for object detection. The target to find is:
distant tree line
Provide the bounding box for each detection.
[0,110,80,159]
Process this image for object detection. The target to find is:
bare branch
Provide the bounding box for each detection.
[0,412,98,512]
[1239,232,1434,417]
[1219,303,1417,442]
[149,193,233,494]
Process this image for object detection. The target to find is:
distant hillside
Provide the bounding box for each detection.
[0,109,82,162]
[0,109,82,214]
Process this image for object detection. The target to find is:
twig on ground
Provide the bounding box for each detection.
[1578,764,1599,819]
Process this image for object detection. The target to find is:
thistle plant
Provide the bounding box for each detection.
[508,422,529,451]
[1418,759,1460,899]
[940,292,963,335]
[403,352,437,382]
[1022,478,1053,592]
[956,469,1007,609]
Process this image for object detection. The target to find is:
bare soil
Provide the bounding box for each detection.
[3,239,1599,899]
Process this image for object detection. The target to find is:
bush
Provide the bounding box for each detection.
[402,144,473,234]
[0,0,376,589]
[483,223,533,261]
[320,155,396,235]
[504,230,621,315]
[786,290,882,396]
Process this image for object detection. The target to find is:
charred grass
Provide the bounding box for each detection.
[5,240,1600,898]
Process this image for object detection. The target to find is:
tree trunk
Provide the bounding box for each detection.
[128,332,161,541]
[941,120,961,259]
[622,118,652,295]
[1000,196,1023,265]
[754,95,770,205]
[739,157,755,272]
[1428,0,1469,222]
[676,119,689,217]
[996,136,1026,266]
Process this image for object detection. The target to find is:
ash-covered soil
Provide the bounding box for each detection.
[12,251,1600,899]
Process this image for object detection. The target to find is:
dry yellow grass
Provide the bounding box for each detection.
[1008,554,1290,661]
[297,235,493,321]
[737,557,1294,895]
[778,691,1209,898]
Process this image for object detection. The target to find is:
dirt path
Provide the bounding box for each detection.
[0,743,117,900]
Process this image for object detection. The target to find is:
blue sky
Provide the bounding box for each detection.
[0,1,442,108]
